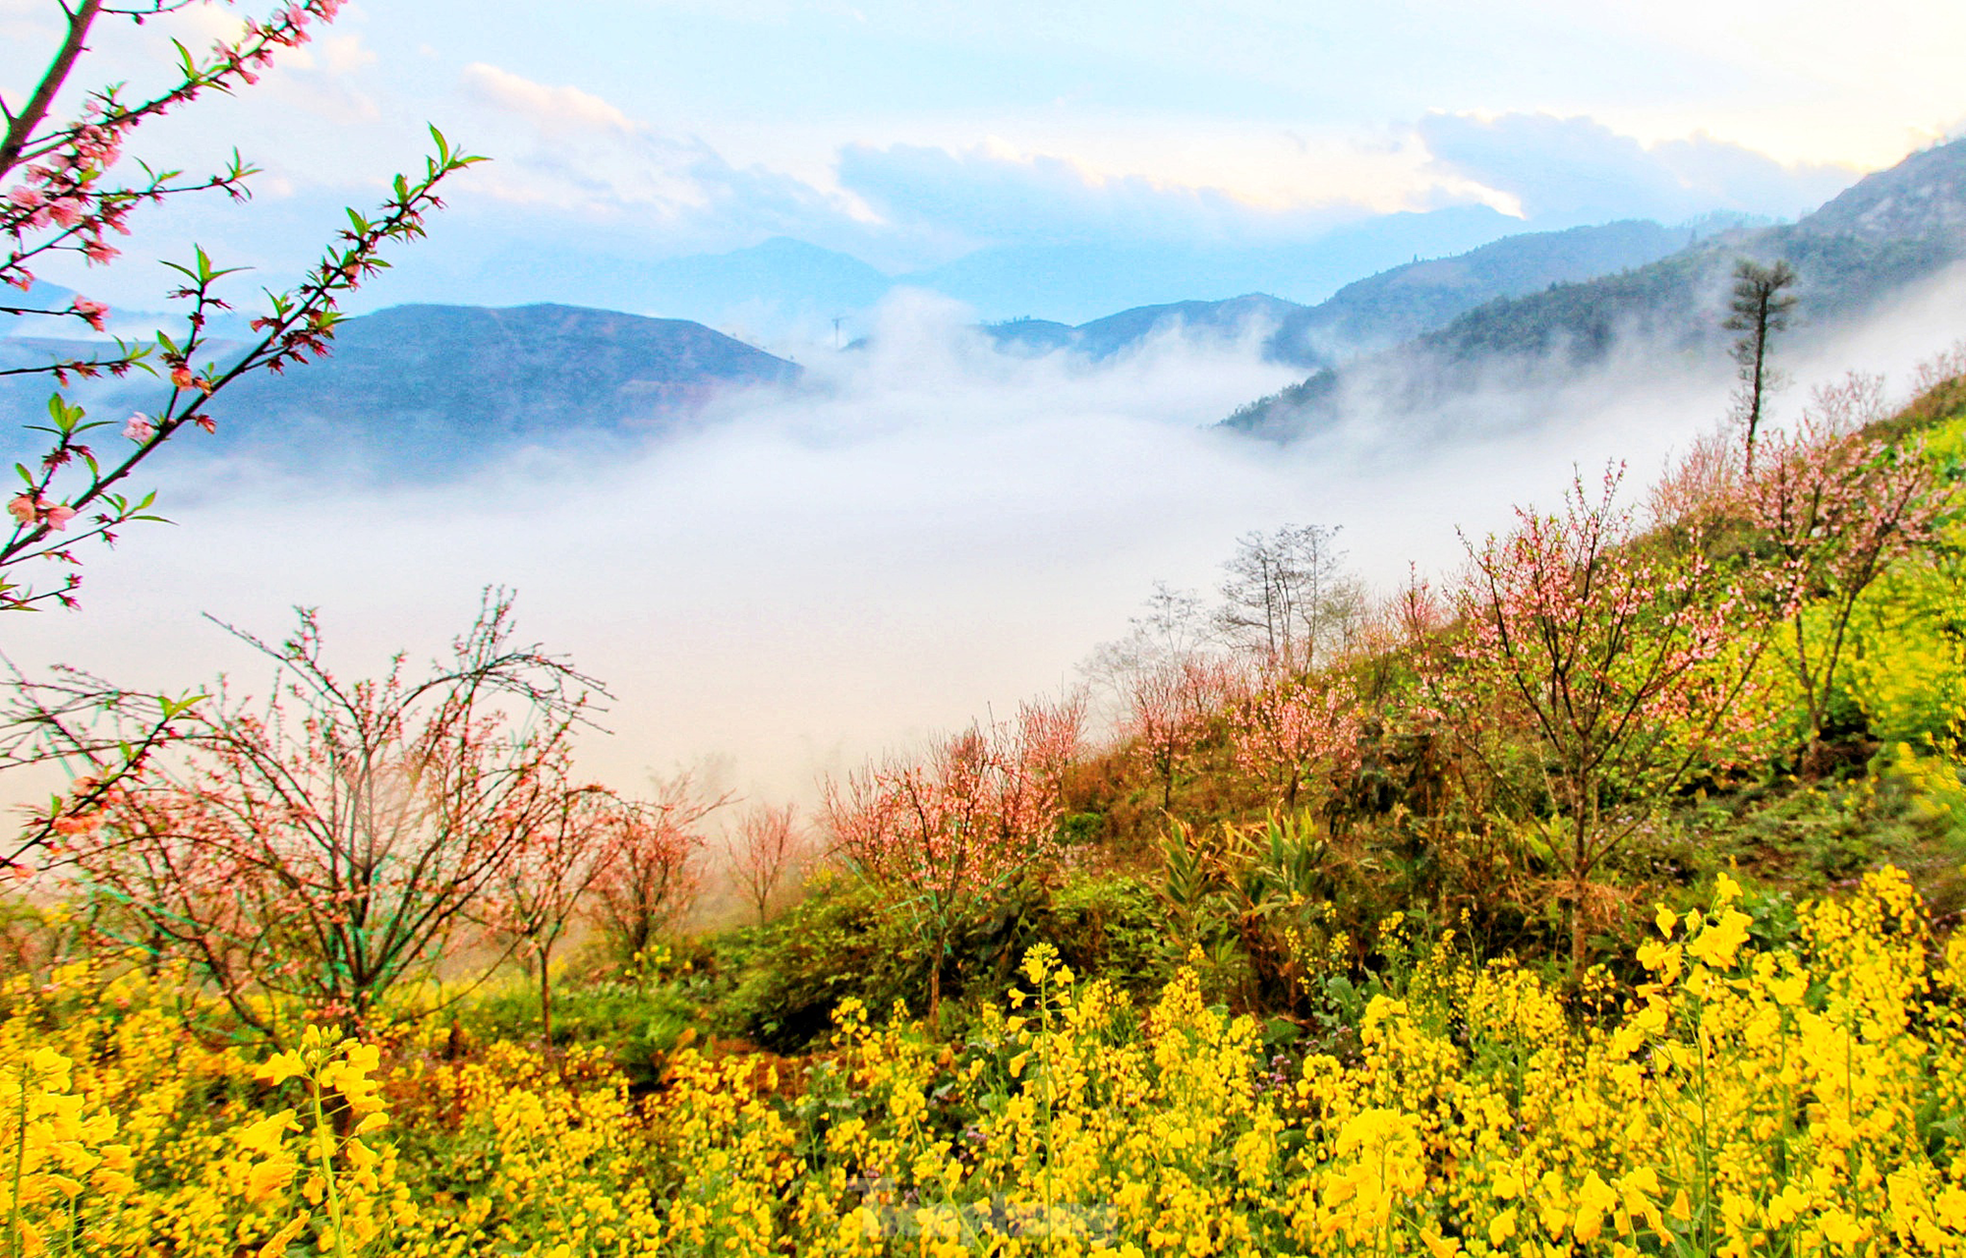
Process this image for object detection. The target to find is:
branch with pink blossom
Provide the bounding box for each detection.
[1,0,481,614]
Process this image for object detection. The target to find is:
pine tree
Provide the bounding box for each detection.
[1724,259,1799,474]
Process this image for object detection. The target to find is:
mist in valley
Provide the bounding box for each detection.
[7,277,1966,829]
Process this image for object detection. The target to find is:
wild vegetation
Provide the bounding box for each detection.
[5,340,1966,1255]
[10,14,1966,1254]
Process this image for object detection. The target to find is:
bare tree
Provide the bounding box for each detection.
[1724,258,1799,474]
[1081,581,1214,699]
[1217,523,1362,673]
[726,802,806,926]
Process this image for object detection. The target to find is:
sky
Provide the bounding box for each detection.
[6,0,1966,309]
[7,0,1966,815]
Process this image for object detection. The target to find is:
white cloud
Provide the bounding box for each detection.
[836,140,1379,250]
[1417,112,1859,224]
[460,62,634,137]
[312,33,381,77]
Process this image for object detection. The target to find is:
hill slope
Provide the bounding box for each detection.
[981,220,1700,368]
[207,303,801,465]
[1,303,801,473]
[1224,140,1966,440]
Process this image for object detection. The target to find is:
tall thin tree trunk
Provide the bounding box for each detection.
[539,938,554,1049]
[1569,802,1591,984]
[1745,327,1768,475]
[928,946,943,1028]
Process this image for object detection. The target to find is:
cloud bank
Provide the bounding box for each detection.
[12,273,1966,815]
[1417,112,1859,225]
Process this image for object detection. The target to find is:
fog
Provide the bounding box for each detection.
[6,281,1966,810]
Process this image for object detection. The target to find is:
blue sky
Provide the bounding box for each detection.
[5,0,1966,309]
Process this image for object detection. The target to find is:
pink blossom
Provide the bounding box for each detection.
[122,414,155,442]
[169,365,195,389]
[71,298,109,331]
[6,187,44,209]
[7,495,37,527]
[81,240,119,264]
[42,504,75,531]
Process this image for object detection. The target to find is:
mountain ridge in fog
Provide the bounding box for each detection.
[0,303,802,473]
[982,219,1704,367]
[1223,138,1966,441]
[3,215,1765,476]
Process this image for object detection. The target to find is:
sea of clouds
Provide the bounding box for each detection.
[7,277,1966,817]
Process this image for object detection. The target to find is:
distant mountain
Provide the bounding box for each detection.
[0,281,80,329]
[988,294,1307,360]
[1222,139,1966,440]
[632,237,893,332]
[2,279,256,342]
[903,204,1523,324]
[1798,140,1966,240]
[3,304,800,473]
[979,221,1698,367]
[526,202,1785,341]
[1264,220,1696,363]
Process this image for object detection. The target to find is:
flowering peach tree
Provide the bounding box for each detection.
[63,592,599,1040]
[826,697,1083,1018]
[480,783,633,1043]
[1227,671,1360,812]
[587,772,726,967]
[1125,656,1233,811]
[1745,417,1941,770]
[1430,466,1767,973]
[726,800,806,926]
[0,659,202,873]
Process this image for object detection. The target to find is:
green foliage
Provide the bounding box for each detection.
[456,956,713,1088]
[714,867,1173,1053]
[1844,416,1966,751]
[720,873,933,1052]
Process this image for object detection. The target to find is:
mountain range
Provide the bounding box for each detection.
[527,202,1539,332]
[7,138,1966,473]
[1223,139,1966,439]
[981,218,1705,368]
[0,210,1715,473]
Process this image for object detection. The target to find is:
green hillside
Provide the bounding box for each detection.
[1226,139,1966,439]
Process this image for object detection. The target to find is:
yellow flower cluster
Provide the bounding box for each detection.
[8,868,1966,1255]
[0,961,405,1257]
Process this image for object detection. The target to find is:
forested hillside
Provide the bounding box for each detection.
[1227,138,1966,439]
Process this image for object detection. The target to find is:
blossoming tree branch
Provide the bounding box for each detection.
[1,0,482,872]
[1,0,483,615]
